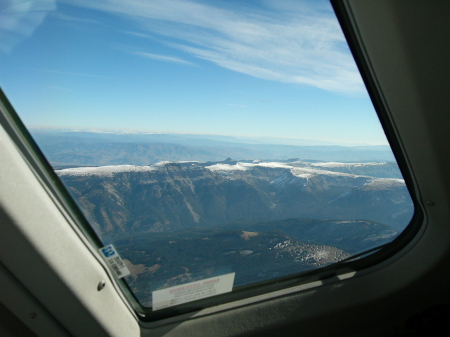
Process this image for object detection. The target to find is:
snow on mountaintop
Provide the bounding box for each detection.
[246,162,293,169]
[206,163,249,171]
[205,161,369,178]
[206,162,296,171]
[154,161,172,166]
[290,166,362,178]
[57,165,156,177]
[55,160,405,183]
[206,162,292,172]
[363,178,406,189]
[309,162,386,168]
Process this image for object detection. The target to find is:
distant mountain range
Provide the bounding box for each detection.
[57,159,413,238]
[55,159,414,305]
[30,130,396,165]
[29,128,379,146]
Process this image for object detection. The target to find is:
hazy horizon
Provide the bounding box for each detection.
[28,126,390,147]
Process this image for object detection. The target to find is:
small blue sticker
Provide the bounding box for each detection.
[99,244,130,278]
[101,246,115,257]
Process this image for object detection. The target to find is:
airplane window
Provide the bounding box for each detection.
[0,0,415,318]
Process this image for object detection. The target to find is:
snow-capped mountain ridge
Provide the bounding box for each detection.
[57,159,404,180]
[56,159,413,236]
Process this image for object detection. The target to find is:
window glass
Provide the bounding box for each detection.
[0,0,414,311]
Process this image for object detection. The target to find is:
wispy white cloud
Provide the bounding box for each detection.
[129,51,195,66]
[0,0,56,53]
[122,30,154,39]
[49,12,101,25]
[62,0,364,94]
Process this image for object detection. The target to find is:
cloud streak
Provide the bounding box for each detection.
[129,51,195,66]
[50,12,102,25]
[63,0,364,94]
[0,0,56,53]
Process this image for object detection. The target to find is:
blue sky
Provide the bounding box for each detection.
[0,0,388,145]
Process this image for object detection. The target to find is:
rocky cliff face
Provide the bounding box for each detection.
[57,160,414,239]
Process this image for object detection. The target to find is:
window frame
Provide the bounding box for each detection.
[0,0,425,324]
